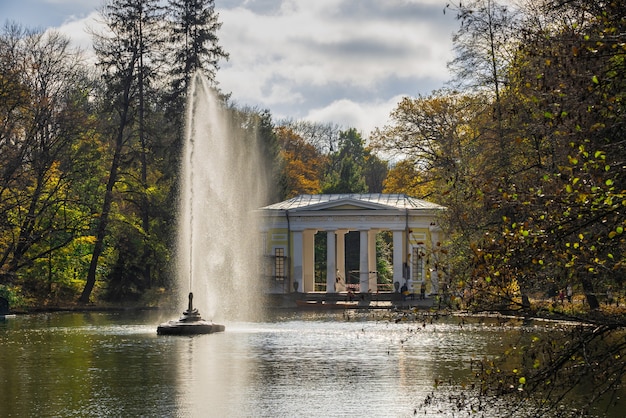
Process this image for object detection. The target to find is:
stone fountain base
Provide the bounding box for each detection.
[156,319,225,335]
[157,292,225,336]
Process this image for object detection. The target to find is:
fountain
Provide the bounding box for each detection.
[157,292,225,335]
[157,71,268,335]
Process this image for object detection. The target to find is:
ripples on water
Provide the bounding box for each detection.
[0,311,618,417]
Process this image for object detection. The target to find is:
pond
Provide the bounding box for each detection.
[0,310,621,417]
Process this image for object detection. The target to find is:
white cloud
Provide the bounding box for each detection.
[54,12,99,51]
[216,0,456,132]
[219,2,452,88]
[304,94,406,139]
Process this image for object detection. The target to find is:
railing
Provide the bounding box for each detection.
[345,283,360,292]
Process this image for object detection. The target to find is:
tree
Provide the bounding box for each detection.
[275,126,325,199]
[448,0,519,94]
[167,0,228,106]
[80,0,161,303]
[439,0,626,414]
[363,152,388,193]
[254,109,281,204]
[372,0,624,412]
[382,160,430,197]
[0,25,96,299]
[466,0,626,310]
[448,0,522,180]
[136,0,166,291]
[322,128,368,194]
[371,93,482,195]
[278,119,343,154]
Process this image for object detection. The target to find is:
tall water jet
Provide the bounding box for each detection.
[174,71,268,323]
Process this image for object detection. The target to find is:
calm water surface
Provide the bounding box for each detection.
[0,310,613,417]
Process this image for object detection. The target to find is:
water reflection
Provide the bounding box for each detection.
[0,311,622,417]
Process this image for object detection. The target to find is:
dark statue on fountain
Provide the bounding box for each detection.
[182,292,201,321]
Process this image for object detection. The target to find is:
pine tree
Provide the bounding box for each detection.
[167,0,229,103]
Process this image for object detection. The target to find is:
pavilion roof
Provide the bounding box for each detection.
[261,194,445,211]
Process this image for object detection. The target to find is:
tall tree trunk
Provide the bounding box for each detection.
[581,277,600,310]
[139,16,151,289]
[78,147,121,303]
[79,66,135,304]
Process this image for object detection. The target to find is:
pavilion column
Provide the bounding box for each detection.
[392,230,404,285]
[429,225,440,294]
[292,230,303,292]
[359,230,369,293]
[407,245,415,294]
[368,230,377,292]
[336,230,346,291]
[326,230,336,293]
[303,230,316,292]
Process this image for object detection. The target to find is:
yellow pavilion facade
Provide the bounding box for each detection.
[259,194,446,296]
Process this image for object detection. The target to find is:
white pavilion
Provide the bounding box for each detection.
[259,194,446,296]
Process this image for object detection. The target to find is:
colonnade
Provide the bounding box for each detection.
[291,229,426,294]
[261,194,446,296]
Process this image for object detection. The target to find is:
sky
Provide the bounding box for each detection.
[1,0,459,138]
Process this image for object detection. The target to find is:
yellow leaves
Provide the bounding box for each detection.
[609,226,624,239]
[145,186,159,197]
[591,122,606,131]
[75,235,97,245]
[383,160,436,198]
[276,127,325,197]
